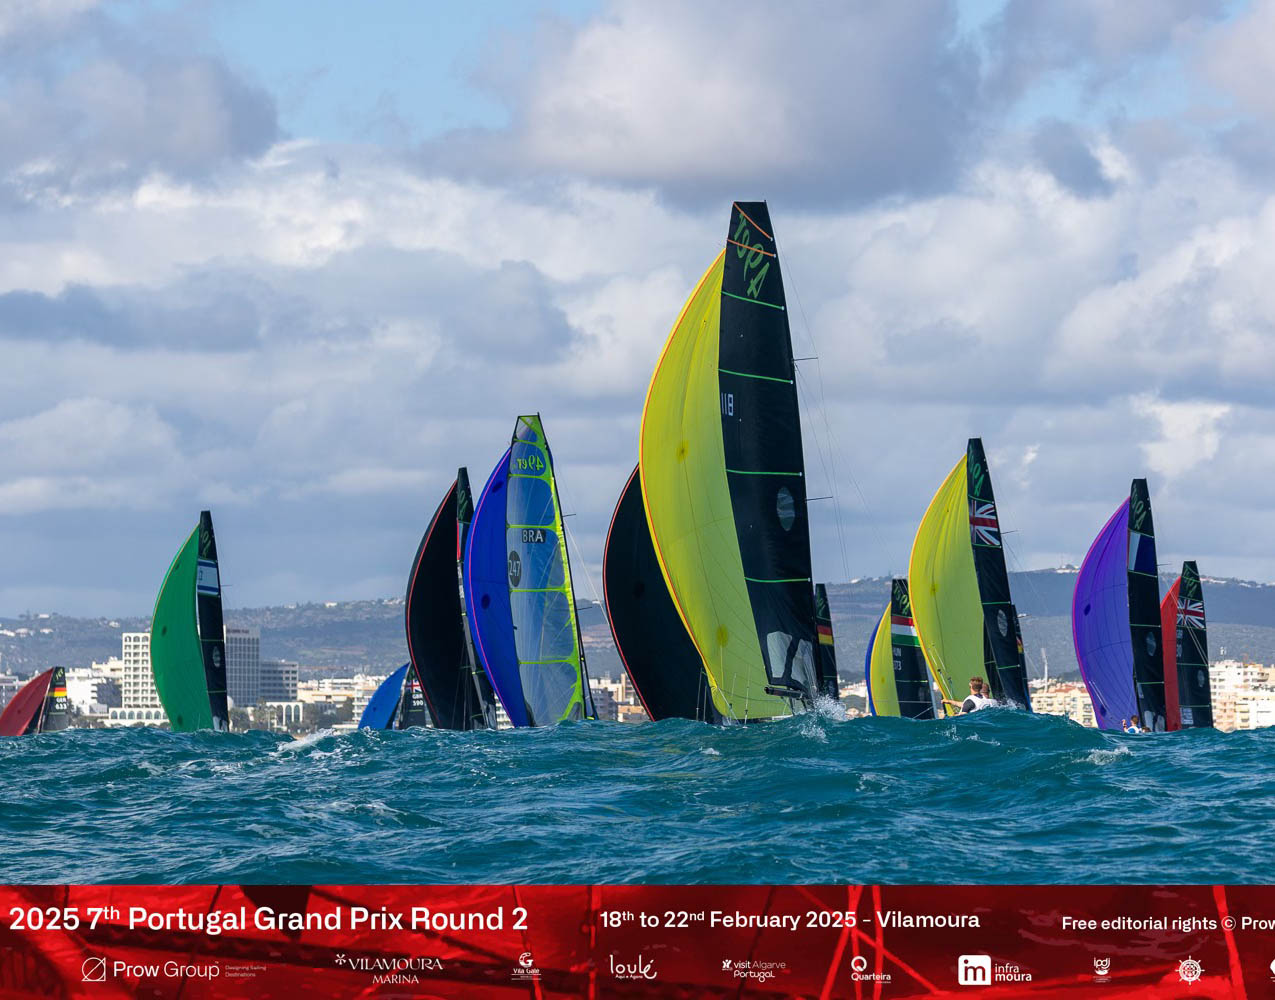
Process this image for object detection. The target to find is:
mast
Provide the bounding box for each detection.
[813,584,839,701]
[196,511,230,731]
[1127,479,1167,731]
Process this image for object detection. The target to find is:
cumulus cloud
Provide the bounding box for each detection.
[2,1,1275,615]
[0,1,278,197]
[426,0,981,206]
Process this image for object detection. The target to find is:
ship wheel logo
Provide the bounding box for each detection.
[1177,956,1203,984]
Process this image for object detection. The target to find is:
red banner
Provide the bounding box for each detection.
[2,884,1273,997]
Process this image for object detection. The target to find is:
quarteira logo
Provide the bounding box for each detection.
[81,957,108,982]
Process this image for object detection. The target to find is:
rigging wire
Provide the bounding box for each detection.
[776,234,857,582]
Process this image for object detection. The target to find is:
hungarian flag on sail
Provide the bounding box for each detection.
[890,615,921,648]
[1178,598,1205,629]
[969,500,1000,547]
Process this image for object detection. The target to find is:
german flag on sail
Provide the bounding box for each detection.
[891,615,921,647]
[817,623,834,646]
[51,685,67,698]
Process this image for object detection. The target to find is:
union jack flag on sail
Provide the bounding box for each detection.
[969,499,1000,547]
[1178,598,1205,629]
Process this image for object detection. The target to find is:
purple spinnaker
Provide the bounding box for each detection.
[1072,499,1137,730]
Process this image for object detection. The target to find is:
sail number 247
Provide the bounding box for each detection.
[732,211,770,299]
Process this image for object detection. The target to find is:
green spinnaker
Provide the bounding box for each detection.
[151,527,213,732]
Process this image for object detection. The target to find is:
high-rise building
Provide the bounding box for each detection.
[224,626,261,707]
[107,631,166,725]
[260,659,299,702]
[121,632,159,709]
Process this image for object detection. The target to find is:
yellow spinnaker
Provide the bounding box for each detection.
[908,454,984,716]
[638,251,788,720]
[865,605,899,716]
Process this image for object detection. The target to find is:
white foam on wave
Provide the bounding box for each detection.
[1085,746,1132,765]
[274,728,334,754]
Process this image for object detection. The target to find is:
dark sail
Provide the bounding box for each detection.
[456,467,499,728]
[603,465,719,723]
[38,666,68,732]
[1175,561,1213,729]
[1127,478,1167,730]
[966,439,1032,710]
[196,511,230,730]
[813,584,839,700]
[890,579,936,720]
[395,672,429,729]
[405,479,494,730]
[719,201,818,706]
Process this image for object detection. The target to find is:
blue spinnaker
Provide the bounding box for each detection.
[359,663,409,730]
[1072,500,1137,730]
[464,447,530,727]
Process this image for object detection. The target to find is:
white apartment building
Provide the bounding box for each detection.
[65,665,120,715]
[107,631,165,726]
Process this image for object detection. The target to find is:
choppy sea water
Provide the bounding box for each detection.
[2,709,1271,884]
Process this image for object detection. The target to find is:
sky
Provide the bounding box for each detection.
[2,0,1274,617]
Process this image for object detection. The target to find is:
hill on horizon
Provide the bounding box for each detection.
[3,570,1274,683]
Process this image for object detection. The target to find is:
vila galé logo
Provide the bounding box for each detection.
[512,952,540,981]
[609,954,657,981]
[721,958,787,983]
[333,952,443,986]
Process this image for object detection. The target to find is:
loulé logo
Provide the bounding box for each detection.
[609,954,657,981]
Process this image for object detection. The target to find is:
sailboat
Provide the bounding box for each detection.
[0,666,68,736]
[1161,561,1214,730]
[865,579,936,719]
[358,664,427,730]
[464,415,596,726]
[405,469,497,729]
[603,465,720,722]
[909,439,1033,714]
[637,201,820,722]
[1072,478,1167,731]
[151,510,229,731]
